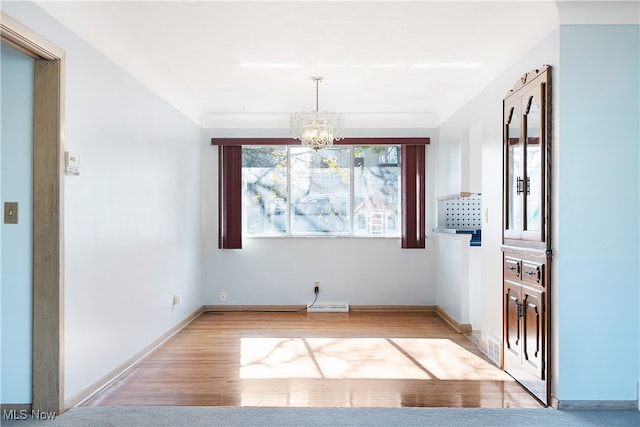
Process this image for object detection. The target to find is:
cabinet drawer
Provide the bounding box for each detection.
[504,256,521,280]
[521,261,544,287]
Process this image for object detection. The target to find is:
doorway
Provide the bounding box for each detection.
[1,40,34,410]
[1,12,64,414]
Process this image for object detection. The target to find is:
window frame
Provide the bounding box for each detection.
[214,137,429,249]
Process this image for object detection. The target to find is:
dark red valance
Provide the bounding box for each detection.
[211,137,430,146]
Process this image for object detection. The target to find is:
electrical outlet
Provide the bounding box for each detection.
[172,294,181,306]
[220,291,227,302]
[313,281,319,294]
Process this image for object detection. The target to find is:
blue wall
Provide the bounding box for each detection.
[0,43,34,404]
[558,24,640,401]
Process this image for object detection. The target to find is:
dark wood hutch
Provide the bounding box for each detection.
[502,65,552,405]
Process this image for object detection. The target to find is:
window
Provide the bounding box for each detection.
[242,146,401,237]
[215,137,428,249]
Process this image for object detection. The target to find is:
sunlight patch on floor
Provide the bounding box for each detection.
[390,338,512,381]
[239,337,513,381]
[240,337,322,379]
[306,337,432,379]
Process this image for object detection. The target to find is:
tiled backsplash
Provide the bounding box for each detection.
[437,193,482,230]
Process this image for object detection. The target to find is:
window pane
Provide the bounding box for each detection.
[353,146,401,236]
[242,146,288,235]
[242,145,402,238]
[290,147,351,234]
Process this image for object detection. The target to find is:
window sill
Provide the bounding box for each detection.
[244,235,401,240]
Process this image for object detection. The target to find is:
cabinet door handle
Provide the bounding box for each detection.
[516,302,524,319]
[525,270,534,276]
[516,177,524,195]
[507,266,516,271]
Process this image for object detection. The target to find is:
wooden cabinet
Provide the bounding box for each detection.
[503,250,548,404]
[502,66,552,406]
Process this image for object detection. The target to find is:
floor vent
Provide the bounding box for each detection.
[487,333,501,366]
[307,303,349,313]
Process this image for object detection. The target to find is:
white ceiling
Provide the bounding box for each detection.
[35,1,560,125]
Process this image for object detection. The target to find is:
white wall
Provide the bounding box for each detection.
[435,234,470,323]
[436,129,463,197]
[437,123,482,196]
[2,2,204,403]
[1,43,34,404]
[433,119,482,329]
[202,127,438,307]
[204,238,434,306]
[440,12,640,404]
[437,30,560,352]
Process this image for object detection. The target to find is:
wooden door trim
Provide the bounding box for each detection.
[1,11,65,414]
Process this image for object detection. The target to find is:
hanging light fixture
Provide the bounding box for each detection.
[291,76,344,151]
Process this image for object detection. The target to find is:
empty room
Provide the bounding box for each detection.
[1,1,639,426]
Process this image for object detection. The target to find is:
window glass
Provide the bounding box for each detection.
[353,146,401,236]
[290,146,351,234]
[242,145,400,237]
[242,146,288,235]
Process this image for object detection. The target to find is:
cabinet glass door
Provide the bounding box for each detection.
[523,86,544,241]
[504,100,522,239]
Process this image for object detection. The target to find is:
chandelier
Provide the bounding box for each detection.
[291,76,344,151]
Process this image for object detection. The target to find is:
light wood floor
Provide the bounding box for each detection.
[83,311,543,408]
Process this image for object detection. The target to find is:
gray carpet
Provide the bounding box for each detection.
[2,407,639,427]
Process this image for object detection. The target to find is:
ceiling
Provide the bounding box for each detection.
[34,1,559,126]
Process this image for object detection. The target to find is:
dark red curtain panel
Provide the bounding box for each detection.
[401,144,426,249]
[218,145,243,249]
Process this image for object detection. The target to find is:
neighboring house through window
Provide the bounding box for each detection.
[243,145,401,237]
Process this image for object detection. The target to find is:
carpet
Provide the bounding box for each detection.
[2,407,639,427]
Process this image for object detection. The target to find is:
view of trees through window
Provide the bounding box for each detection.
[242,145,401,236]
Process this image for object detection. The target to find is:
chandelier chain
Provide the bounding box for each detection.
[313,76,322,112]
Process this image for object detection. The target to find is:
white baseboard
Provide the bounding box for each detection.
[434,306,472,333]
[204,305,436,313]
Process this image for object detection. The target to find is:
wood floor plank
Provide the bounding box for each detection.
[82,311,542,408]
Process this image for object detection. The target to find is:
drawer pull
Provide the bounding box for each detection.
[524,269,542,282]
[505,261,521,275]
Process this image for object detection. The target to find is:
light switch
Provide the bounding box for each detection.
[65,151,80,176]
[4,202,18,224]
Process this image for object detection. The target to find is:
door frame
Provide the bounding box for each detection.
[1,12,65,414]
